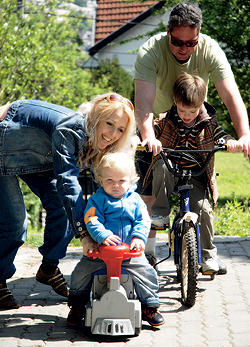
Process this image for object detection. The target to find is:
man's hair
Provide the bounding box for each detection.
[168,3,202,33]
[173,73,206,108]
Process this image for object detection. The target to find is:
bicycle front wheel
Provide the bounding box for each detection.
[180,227,199,307]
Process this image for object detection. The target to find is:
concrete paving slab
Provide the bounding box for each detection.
[0,236,249,346]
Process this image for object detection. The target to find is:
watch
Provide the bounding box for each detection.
[79,231,90,240]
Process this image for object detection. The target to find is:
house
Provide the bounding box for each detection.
[82,0,170,73]
[57,1,96,21]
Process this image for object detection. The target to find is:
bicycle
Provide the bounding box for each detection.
[138,142,227,307]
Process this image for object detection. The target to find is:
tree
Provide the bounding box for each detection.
[0,0,98,109]
[0,0,105,231]
[89,58,134,101]
[199,0,250,137]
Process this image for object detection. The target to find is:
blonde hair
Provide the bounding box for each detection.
[173,73,206,108]
[94,152,139,184]
[77,93,136,168]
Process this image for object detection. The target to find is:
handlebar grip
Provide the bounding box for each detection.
[136,145,148,152]
[87,249,99,258]
[123,249,142,260]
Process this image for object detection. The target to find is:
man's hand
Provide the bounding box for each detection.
[238,134,250,158]
[141,137,162,156]
[130,237,145,251]
[81,235,98,256]
[226,140,240,153]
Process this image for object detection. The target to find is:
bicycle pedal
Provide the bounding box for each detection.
[151,225,166,230]
[201,269,218,276]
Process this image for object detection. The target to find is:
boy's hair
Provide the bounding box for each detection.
[77,93,136,168]
[94,152,139,184]
[173,73,206,108]
[168,3,202,33]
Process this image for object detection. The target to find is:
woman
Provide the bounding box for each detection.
[0,93,136,310]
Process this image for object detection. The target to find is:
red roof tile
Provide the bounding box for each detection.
[95,0,158,43]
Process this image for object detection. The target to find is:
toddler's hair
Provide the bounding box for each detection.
[94,152,139,184]
[173,73,206,108]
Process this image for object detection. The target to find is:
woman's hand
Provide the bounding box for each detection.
[81,235,98,256]
[130,237,145,251]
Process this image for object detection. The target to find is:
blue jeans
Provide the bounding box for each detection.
[69,253,159,307]
[0,173,73,281]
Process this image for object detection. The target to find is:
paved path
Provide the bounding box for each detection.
[0,236,250,347]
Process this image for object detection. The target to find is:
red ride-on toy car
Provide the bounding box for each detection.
[85,243,142,336]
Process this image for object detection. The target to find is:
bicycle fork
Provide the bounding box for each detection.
[174,190,202,266]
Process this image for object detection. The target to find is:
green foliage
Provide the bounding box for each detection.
[213,152,250,236]
[215,152,250,201]
[19,179,42,231]
[25,231,43,248]
[0,0,96,109]
[214,200,250,237]
[89,58,134,101]
[199,0,250,137]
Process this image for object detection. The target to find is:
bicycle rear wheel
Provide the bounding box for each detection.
[180,227,199,307]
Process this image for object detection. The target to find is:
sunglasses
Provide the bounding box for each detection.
[170,34,198,48]
[105,94,134,111]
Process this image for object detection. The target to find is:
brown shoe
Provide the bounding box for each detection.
[142,307,165,326]
[36,265,69,297]
[0,287,20,310]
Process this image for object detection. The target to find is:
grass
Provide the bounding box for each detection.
[215,152,250,203]
[25,152,250,248]
[25,231,82,248]
[213,152,250,237]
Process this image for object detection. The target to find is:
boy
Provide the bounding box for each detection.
[143,73,239,274]
[67,152,165,328]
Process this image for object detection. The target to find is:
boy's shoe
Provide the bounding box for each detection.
[151,215,170,228]
[66,306,85,327]
[0,282,21,310]
[201,257,219,273]
[36,265,69,297]
[142,307,165,326]
[214,256,227,275]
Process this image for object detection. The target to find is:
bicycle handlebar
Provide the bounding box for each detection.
[159,146,227,178]
[137,144,227,178]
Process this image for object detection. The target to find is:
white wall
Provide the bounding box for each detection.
[96,9,170,75]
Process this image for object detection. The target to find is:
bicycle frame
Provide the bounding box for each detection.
[156,144,227,306]
[171,177,202,267]
[136,143,227,306]
[158,144,227,262]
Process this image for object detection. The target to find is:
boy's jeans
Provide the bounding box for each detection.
[0,173,73,281]
[69,253,159,308]
[152,159,217,258]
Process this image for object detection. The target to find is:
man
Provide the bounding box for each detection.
[134,2,250,273]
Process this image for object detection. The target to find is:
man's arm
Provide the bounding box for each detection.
[134,79,162,155]
[215,76,250,157]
